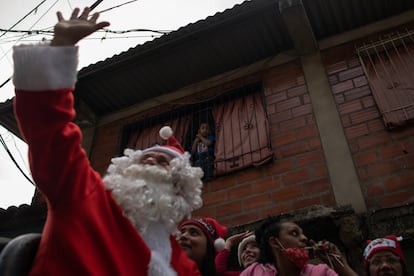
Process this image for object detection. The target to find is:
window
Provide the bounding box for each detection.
[357,29,414,128]
[121,82,274,178]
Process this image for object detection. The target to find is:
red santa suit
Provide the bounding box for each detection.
[13,45,201,276]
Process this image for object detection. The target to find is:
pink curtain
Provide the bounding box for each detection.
[211,91,273,175]
[127,115,190,150]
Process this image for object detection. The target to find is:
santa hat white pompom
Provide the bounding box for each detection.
[159,126,173,140]
[214,237,226,252]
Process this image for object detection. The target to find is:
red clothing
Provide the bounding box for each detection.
[215,249,242,276]
[13,46,200,276]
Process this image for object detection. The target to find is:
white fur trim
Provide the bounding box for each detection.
[142,145,182,159]
[159,126,173,140]
[13,44,78,91]
[214,237,226,252]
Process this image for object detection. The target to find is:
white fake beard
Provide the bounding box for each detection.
[103,149,203,236]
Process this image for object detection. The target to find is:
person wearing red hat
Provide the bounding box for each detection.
[363,235,409,276]
[178,217,227,276]
[12,7,204,276]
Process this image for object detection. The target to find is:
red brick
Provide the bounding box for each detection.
[276,97,301,112]
[341,115,352,127]
[335,94,345,104]
[266,104,276,115]
[354,151,378,166]
[390,127,414,140]
[402,154,414,169]
[280,141,309,157]
[302,178,330,194]
[244,194,273,210]
[280,117,306,132]
[227,184,252,200]
[235,167,265,183]
[253,177,281,193]
[380,191,414,207]
[283,168,311,185]
[209,175,237,192]
[309,138,322,150]
[297,125,318,140]
[216,201,242,217]
[381,143,408,160]
[266,91,287,104]
[344,86,372,101]
[287,85,307,97]
[366,160,401,178]
[350,107,380,125]
[353,75,368,87]
[338,100,362,115]
[328,75,339,85]
[292,104,312,117]
[273,133,297,147]
[265,159,295,176]
[261,204,291,217]
[296,75,305,85]
[267,79,298,93]
[193,207,215,218]
[331,80,354,94]
[292,197,322,210]
[269,110,292,124]
[321,193,336,206]
[303,94,311,104]
[229,211,262,226]
[202,190,226,205]
[383,171,414,193]
[338,66,364,81]
[345,124,369,139]
[325,61,348,74]
[297,151,325,166]
[358,132,390,150]
[274,185,302,202]
[368,119,386,132]
[347,58,361,68]
[314,164,328,177]
[362,96,375,108]
[365,182,385,197]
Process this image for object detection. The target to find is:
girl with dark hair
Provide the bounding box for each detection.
[178,217,227,276]
[241,216,358,276]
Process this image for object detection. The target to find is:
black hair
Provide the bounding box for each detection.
[255,216,283,265]
[198,241,216,276]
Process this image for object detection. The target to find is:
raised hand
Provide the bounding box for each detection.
[51,7,110,46]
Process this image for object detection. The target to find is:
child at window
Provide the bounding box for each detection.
[192,122,215,179]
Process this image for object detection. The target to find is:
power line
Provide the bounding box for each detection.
[0,0,47,38]
[0,134,34,186]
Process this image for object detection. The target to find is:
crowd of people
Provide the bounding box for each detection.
[4,6,411,276]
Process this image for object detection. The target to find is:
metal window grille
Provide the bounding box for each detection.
[121,82,273,179]
[356,28,414,128]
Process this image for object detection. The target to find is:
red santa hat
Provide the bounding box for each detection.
[141,126,184,158]
[180,217,227,252]
[363,235,406,273]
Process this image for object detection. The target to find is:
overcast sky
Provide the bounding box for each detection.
[0,0,246,209]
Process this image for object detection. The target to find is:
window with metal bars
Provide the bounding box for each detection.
[356,29,414,128]
[121,82,274,179]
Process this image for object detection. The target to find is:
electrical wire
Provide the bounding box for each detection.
[0,0,47,38]
[0,133,34,186]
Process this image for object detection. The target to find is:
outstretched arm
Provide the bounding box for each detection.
[51,7,110,46]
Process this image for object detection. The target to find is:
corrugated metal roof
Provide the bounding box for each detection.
[1,0,414,135]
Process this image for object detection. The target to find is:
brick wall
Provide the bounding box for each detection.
[194,60,335,227]
[89,42,414,228]
[322,43,414,209]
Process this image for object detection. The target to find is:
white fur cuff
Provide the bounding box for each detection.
[13,45,78,91]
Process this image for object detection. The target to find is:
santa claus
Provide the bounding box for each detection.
[12,7,203,276]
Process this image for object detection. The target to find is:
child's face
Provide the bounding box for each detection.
[199,123,209,136]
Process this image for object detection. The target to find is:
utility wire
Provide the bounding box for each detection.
[96,0,139,14]
[0,134,34,186]
[0,0,47,38]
